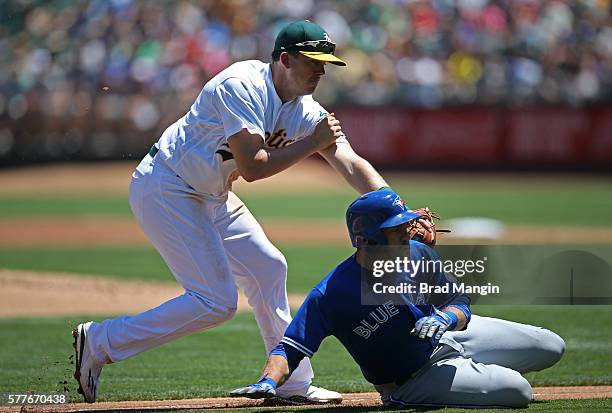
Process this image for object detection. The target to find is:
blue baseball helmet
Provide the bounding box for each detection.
[346,189,421,247]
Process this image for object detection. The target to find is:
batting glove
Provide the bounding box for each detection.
[411,308,458,340]
[230,378,277,399]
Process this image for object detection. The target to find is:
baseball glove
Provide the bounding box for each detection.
[408,207,450,246]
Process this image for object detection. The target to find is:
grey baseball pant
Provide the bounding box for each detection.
[378,315,565,408]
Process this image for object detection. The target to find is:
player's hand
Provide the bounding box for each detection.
[312,113,344,149]
[230,378,277,399]
[411,309,456,340]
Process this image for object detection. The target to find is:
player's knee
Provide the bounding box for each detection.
[533,329,565,370]
[217,305,237,322]
[202,304,237,325]
[508,374,532,408]
[203,302,237,326]
[187,291,237,325]
[543,330,565,365]
[210,296,238,321]
[494,370,532,408]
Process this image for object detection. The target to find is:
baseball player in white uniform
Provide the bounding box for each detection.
[72,20,395,403]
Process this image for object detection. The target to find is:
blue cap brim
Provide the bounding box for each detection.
[379,211,422,229]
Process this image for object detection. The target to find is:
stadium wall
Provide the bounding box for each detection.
[1,106,611,170]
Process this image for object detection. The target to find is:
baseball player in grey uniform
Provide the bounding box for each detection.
[72,20,403,403]
[230,189,566,408]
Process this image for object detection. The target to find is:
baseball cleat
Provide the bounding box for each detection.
[274,385,342,405]
[72,322,104,403]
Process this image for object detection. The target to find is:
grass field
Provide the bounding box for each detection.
[0,245,352,292]
[1,306,611,403]
[1,169,611,410]
[0,175,611,226]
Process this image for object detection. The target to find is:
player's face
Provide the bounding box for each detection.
[382,222,412,246]
[288,53,326,94]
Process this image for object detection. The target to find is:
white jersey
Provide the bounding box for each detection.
[154,60,336,197]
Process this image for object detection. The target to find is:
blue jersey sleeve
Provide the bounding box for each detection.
[280,287,332,361]
[413,242,471,308]
[270,342,311,372]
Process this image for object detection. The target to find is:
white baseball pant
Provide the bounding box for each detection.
[85,153,314,394]
[380,315,565,408]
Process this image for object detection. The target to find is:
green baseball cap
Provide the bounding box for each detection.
[274,20,347,66]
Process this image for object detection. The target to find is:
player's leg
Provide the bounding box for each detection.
[441,315,565,373]
[216,192,317,396]
[84,158,238,364]
[387,345,532,408]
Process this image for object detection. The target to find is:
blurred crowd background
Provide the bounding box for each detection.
[1,0,611,165]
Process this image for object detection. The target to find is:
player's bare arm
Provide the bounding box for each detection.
[228,114,342,182]
[320,139,436,244]
[229,354,293,399]
[319,140,388,194]
[260,355,291,387]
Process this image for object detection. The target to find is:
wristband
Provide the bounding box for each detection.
[378,186,392,191]
[434,308,459,330]
[257,377,277,389]
[449,304,471,324]
[441,310,459,330]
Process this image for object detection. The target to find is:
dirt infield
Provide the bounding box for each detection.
[0,269,307,317]
[2,387,611,413]
[3,217,612,247]
[0,218,351,247]
[0,162,137,196]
